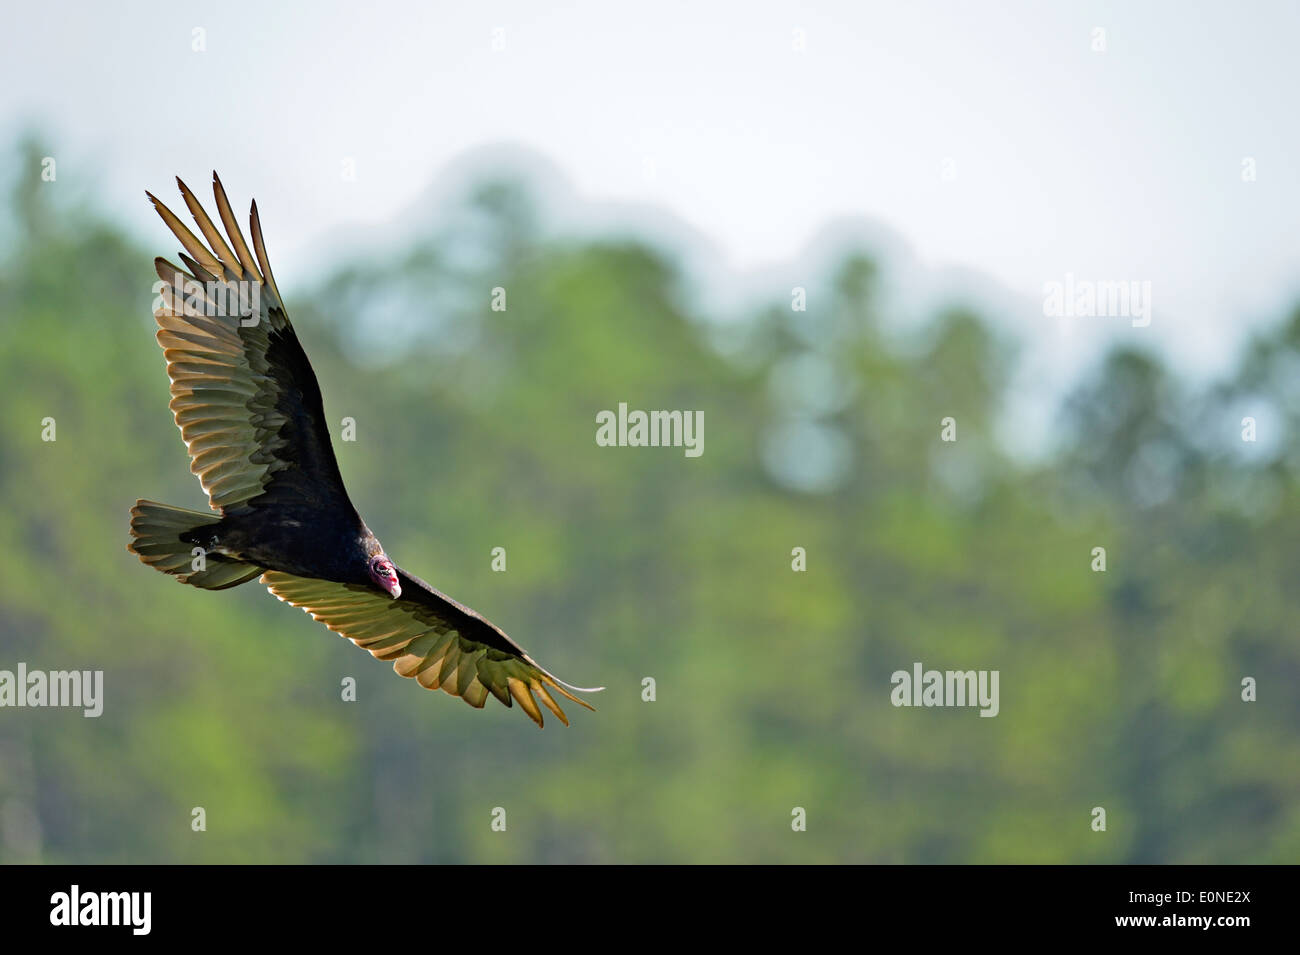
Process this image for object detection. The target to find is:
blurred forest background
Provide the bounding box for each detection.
[0,137,1296,864]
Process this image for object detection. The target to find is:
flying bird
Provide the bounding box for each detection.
[127,173,599,727]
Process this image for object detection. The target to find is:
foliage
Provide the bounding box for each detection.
[0,143,1296,863]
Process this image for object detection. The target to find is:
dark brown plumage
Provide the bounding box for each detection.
[127,173,599,727]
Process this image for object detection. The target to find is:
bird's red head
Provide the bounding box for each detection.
[368,555,401,599]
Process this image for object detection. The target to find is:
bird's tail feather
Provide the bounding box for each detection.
[127,500,261,590]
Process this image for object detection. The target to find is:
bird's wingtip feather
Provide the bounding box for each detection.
[556,678,605,694]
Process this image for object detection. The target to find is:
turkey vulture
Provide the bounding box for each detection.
[127,173,599,727]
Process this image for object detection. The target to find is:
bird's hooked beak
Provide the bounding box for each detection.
[369,555,402,599]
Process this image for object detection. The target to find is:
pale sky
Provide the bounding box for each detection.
[6,0,1299,401]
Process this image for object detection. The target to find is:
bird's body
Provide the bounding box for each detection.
[128,173,598,727]
[185,506,373,583]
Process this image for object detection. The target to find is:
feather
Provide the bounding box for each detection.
[211,172,260,279]
[146,192,224,278]
[177,176,241,279]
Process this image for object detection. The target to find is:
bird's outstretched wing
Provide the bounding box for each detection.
[147,174,350,516]
[261,568,601,727]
